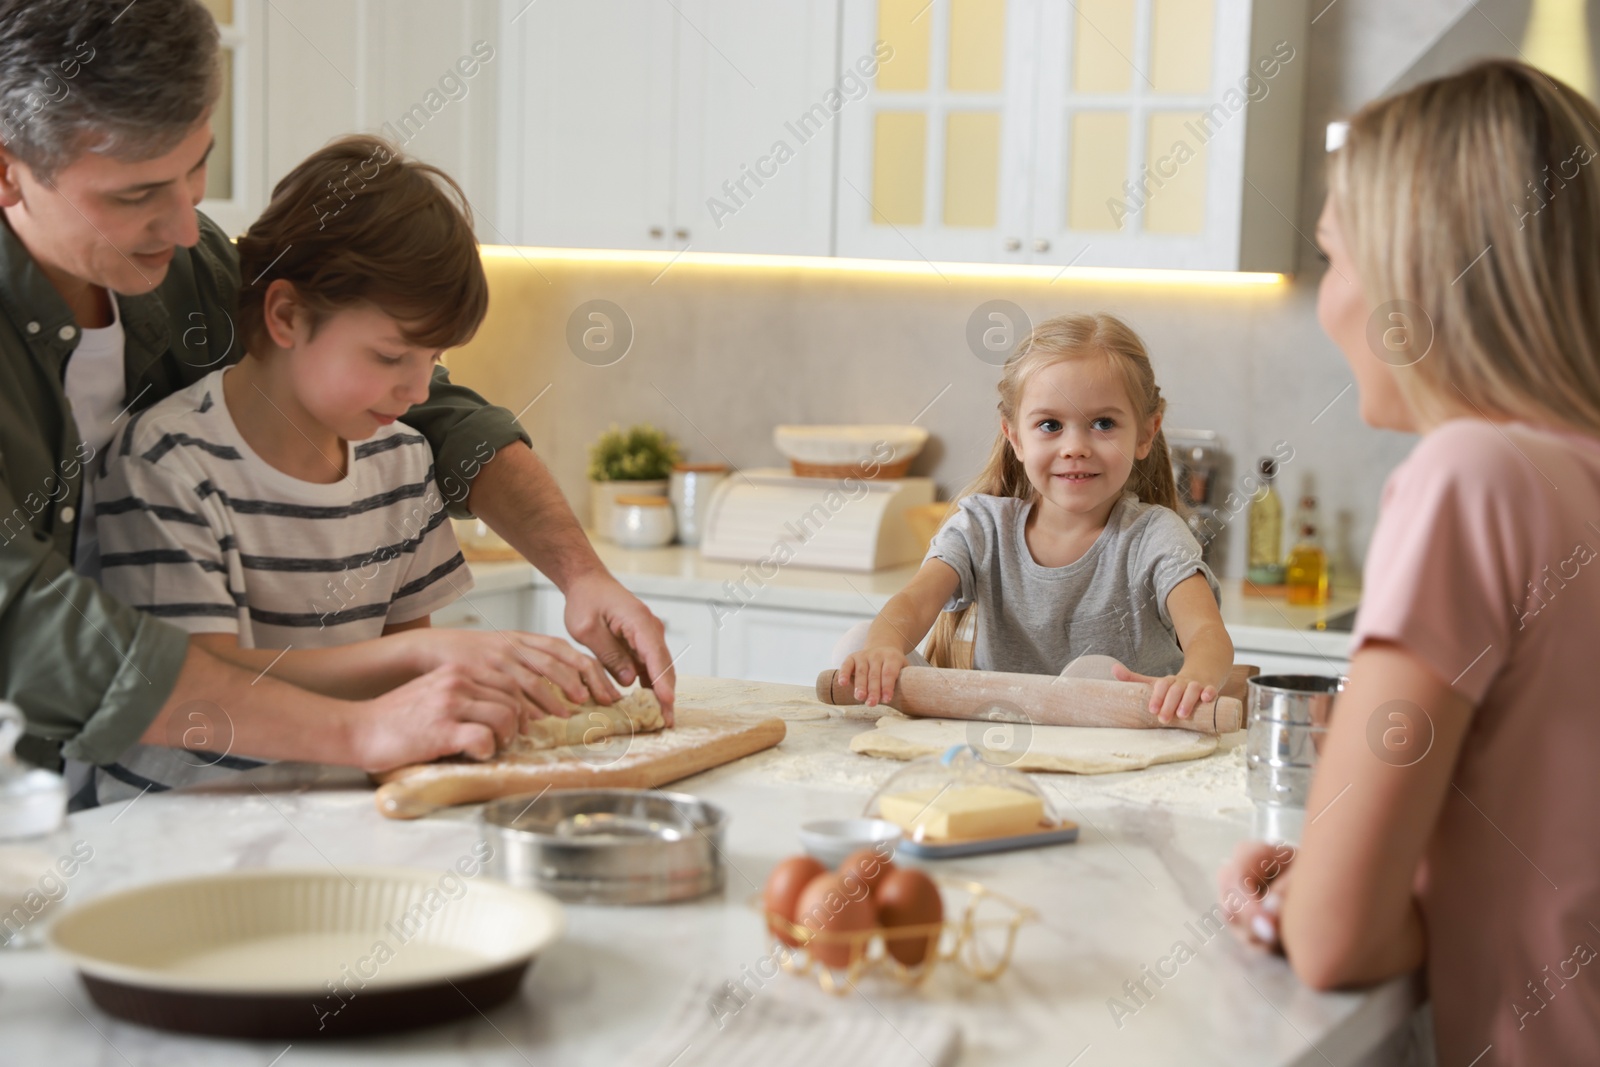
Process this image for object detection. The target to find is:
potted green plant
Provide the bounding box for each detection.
[587,423,681,540]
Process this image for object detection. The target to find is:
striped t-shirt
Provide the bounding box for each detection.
[79,367,472,805]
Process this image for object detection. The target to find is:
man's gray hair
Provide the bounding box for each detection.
[0,0,221,181]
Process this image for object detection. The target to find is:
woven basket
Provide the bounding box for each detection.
[789,458,914,480]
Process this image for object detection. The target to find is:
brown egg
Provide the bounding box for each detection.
[762,856,826,947]
[838,845,896,896]
[875,867,943,966]
[794,871,877,968]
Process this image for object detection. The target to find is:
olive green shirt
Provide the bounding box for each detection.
[0,211,530,768]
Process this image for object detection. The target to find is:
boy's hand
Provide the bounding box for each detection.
[400,629,619,725]
[1111,664,1218,724]
[838,647,911,707]
[351,664,521,771]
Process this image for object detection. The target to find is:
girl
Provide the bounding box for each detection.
[1218,60,1600,1066]
[836,313,1233,723]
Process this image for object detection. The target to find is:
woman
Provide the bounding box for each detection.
[1219,60,1600,1066]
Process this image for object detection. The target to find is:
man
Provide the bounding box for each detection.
[0,0,673,790]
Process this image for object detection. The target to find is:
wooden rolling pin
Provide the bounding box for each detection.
[815,666,1243,735]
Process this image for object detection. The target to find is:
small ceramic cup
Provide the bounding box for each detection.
[611,495,676,548]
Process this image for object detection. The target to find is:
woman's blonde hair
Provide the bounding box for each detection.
[1329,58,1600,434]
[924,313,1177,668]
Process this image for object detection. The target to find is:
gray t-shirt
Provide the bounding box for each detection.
[925,492,1219,677]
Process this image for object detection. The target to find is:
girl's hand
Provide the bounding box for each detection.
[1111,664,1217,723]
[1217,840,1296,952]
[400,629,620,727]
[837,647,911,707]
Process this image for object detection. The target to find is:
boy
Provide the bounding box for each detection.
[87,135,611,802]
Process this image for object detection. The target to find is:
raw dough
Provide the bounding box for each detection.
[501,687,665,757]
[849,714,1218,774]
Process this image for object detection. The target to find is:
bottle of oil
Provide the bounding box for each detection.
[1246,458,1285,585]
[1285,494,1329,605]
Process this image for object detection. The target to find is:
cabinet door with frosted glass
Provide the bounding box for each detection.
[835,0,1039,265]
[1029,0,1307,272]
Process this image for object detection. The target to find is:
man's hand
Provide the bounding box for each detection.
[561,573,676,724]
[399,628,620,725]
[461,443,676,724]
[348,664,522,772]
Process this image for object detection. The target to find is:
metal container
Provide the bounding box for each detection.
[1248,674,1342,727]
[1245,755,1317,805]
[1245,718,1328,765]
[482,789,725,905]
[1245,674,1344,811]
[669,464,729,546]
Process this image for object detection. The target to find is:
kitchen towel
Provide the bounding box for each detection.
[622,972,961,1067]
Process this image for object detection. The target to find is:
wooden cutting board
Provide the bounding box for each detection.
[371,707,785,819]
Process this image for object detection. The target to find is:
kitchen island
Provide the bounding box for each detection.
[0,677,1420,1066]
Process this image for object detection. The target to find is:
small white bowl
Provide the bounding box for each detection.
[797,818,902,868]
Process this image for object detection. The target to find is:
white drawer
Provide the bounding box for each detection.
[716,605,873,686]
[430,588,531,632]
[1235,650,1349,679]
[530,587,717,677]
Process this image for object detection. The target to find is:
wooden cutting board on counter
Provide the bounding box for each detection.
[371,707,785,820]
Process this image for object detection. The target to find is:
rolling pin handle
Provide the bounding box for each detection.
[1215,696,1244,733]
[816,669,841,705]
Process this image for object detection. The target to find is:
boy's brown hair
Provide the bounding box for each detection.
[235,134,488,357]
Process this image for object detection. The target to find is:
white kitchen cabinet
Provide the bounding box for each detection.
[530,586,719,678]
[497,0,676,250]
[430,587,533,632]
[673,0,844,255]
[497,0,840,255]
[715,605,872,686]
[1234,649,1348,680]
[835,0,1310,271]
[207,0,499,238]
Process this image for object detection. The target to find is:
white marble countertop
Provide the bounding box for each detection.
[466,536,1361,660]
[0,678,1417,1066]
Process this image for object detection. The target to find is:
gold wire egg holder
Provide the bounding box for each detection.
[753,879,1037,994]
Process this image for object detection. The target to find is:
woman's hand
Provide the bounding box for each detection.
[1111,664,1218,723]
[398,628,620,727]
[838,647,911,707]
[1217,840,1297,952]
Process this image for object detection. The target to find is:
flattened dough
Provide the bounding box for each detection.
[850,714,1218,774]
[501,687,665,757]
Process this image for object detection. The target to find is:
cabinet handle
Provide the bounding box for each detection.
[1033,238,1051,253]
[674,227,690,240]
[1004,237,1022,252]
[649,226,664,239]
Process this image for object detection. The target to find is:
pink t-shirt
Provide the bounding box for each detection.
[1352,418,1600,1066]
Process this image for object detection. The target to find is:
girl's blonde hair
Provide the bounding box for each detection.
[1329,58,1600,434]
[924,313,1177,668]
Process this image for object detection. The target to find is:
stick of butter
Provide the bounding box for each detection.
[877,785,1045,842]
